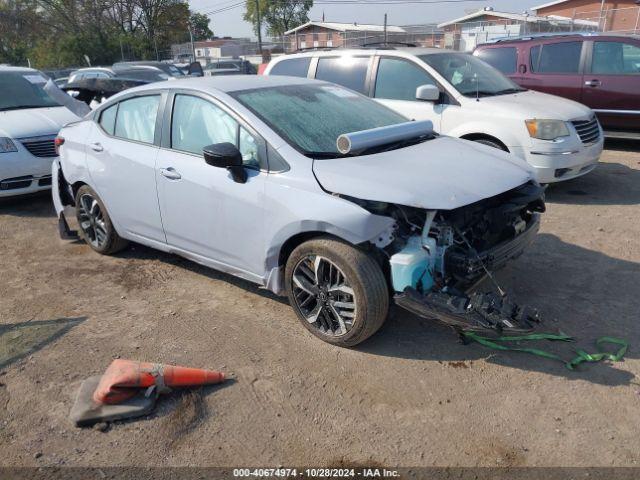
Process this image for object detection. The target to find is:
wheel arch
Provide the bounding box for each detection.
[460,133,510,152]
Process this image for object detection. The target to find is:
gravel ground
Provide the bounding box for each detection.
[0,141,639,469]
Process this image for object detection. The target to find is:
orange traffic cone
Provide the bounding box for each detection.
[93,359,226,404]
[70,359,226,427]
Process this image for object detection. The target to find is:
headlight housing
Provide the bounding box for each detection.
[0,137,17,153]
[525,119,570,141]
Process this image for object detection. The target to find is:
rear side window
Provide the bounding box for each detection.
[99,104,117,135]
[375,57,437,101]
[475,47,517,74]
[530,42,582,74]
[592,41,640,74]
[269,58,311,77]
[315,56,370,94]
[114,95,160,144]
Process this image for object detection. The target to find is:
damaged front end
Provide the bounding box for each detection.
[354,181,546,336]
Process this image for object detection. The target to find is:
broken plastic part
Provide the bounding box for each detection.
[395,287,541,335]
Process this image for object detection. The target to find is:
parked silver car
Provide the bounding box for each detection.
[53,76,545,346]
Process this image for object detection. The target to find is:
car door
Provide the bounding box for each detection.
[155,92,268,276]
[84,94,165,243]
[582,39,640,132]
[519,40,586,102]
[370,56,444,131]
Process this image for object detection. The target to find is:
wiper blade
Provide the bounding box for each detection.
[0,104,53,112]
[303,150,346,159]
[360,134,433,155]
[494,88,526,95]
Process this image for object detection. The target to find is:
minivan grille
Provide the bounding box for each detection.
[571,117,600,145]
[20,136,57,158]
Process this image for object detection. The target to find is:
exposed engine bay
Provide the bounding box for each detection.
[344,181,547,336]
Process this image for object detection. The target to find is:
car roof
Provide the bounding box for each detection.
[275,47,455,59]
[477,32,640,46]
[122,74,322,95]
[0,65,40,73]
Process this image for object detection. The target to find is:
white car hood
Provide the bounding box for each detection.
[312,136,533,210]
[0,106,79,139]
[476,90,592,121]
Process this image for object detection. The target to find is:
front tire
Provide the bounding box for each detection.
[75,185,128,255]
[285,237,389,347]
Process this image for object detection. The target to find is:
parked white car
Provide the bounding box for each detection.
[53,76,546,346]
[265,48,604,183]
[0,66,79,197]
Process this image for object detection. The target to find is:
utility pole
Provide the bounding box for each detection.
[599,0,606,31]
[383,13,388,46]
[255,0,263,58]
[188,24,196,63]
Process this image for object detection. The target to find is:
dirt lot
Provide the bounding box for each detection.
[1,141,639,469]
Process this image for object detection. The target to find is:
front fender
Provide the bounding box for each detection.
[447,122,525,151]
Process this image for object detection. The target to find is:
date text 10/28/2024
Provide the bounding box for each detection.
[233,468,400,478]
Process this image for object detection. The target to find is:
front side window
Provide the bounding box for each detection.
[592,41,640,74]
[315,56,370,94]
[99,104,117,135]
[375,57,437,101]
[114,95,160,144]
[269,58,311,77]
[230,84,408,156]
[474,47,517,74]
[530,42,582,74]
[171,95,262,168]
[420,53,524,97]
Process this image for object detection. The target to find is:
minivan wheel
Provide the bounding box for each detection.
[75,185,128,255]
[285,237,389,347]
[473,138,507,151]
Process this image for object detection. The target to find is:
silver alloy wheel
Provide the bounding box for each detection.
[78,193,108,249]
[291,255,357,337]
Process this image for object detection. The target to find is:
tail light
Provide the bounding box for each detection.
[54,136,65,155]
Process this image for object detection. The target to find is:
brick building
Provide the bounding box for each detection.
[284,21,406,51]
[531,0,640,32]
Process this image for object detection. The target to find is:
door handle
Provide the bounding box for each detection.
[90,142,103,152]
[584,79,601,87]
[160,167,181,180]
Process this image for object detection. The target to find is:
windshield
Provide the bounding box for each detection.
[166,64,185,77]
[420,53,525,97]
[0,71,60,111]
[230,84,408,156]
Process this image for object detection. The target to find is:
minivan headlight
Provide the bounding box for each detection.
[0,137,17,153]
[525,119,570,140]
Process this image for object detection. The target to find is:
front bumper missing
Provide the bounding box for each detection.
[395,287,542,336]
[446,214,540,284]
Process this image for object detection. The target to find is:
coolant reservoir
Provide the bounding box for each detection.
[390,236,435,293]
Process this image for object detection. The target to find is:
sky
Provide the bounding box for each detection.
[188,0,550,38]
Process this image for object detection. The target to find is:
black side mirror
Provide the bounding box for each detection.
[203,142,247,184]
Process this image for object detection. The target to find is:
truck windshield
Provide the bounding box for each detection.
[420,53,525,97]
[230,84,409,157]
[0,71,60,111]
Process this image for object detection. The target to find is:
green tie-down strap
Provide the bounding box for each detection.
[462,332,628,371]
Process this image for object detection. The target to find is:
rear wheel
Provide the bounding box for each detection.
[75,185,128,255]
[285,237,389,347]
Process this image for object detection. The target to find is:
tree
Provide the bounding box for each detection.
[190,12,213,41]
[244,0,312,37]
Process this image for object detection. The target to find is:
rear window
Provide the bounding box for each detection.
[114,95,160,144]
[530,42,582,74]
[315,56,370,94]
[269,58,311,77]
[475,47,517,74]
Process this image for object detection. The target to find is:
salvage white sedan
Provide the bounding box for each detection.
[0,66,78,196]
[53,76,546,346]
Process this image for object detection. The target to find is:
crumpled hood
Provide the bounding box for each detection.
[312,136,533,210]
[0,106,79,139]
[476,90,593,121]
